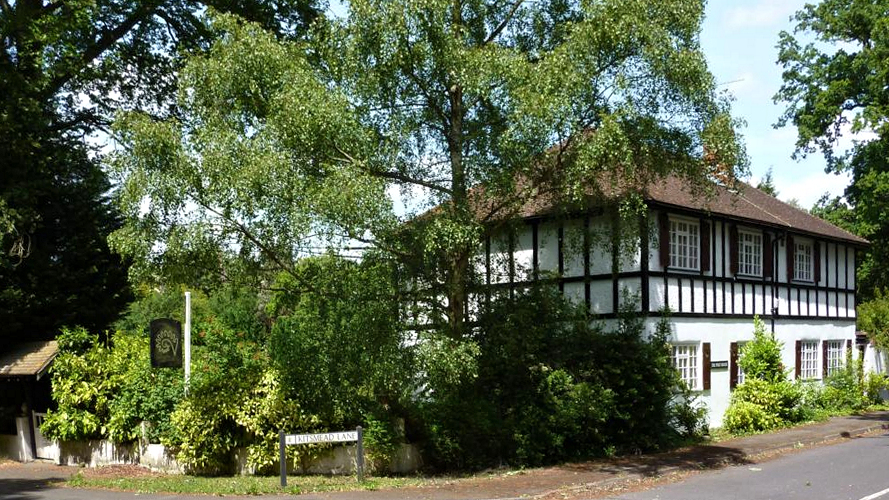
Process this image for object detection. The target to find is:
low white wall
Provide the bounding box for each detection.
[40,438,420,476]
[0,417,35,462]
[293,443,421,475]
[57,440,138,467]
[138,443,182,474]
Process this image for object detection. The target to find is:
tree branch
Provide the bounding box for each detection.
[485,0,525,44]
[41,1,161,98]
[373,169,453,195]
[333,144,453,195]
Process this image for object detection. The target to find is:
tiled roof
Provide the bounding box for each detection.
[644,176,868,245]
[496,172,867,246]
[0,341,59,379]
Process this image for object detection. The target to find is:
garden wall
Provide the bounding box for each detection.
[16,437,420,475]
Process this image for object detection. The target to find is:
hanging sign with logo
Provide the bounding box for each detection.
[150,318,183,368]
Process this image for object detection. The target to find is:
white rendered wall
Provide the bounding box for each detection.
[648,317,857,428]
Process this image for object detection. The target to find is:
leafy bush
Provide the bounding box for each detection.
[859,289,889,351]
[163,320,314,475]
[105,332,183,443]
[42,328,117,441]
[725,317,885,434]
[267,256,414,457]
[723,400,776,432]
[817,353,887,413]
[723,318,805,434]
[42,328,184,444]
[418,287,706,469]
[737,316,784,382]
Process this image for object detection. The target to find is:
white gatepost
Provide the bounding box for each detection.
[184,291,191,393]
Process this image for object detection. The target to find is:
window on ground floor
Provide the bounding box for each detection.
[737,342,747,386]
[826,340,846,377]
[800,340,819,380]
[672,344,699,390]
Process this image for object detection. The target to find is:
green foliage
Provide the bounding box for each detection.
[164,319,317,475]
[105,333,183,444]
[738,316,785,383]
[725,318,885,434]
[0,136,132,347]
[724,378,805,434]
[724,318,806,434]
[859,289,889,351]
[268,255,413,431]
[115,284,267,343]
[419,287,706,469]
[41,327,183,444]
[776,0,889,300]
[42,328,119,441]
[110,0,747,344]
[755,168,779,197]
[0,0,322,347]
[815,352,887,413]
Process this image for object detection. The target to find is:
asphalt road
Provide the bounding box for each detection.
[606,431,889,500]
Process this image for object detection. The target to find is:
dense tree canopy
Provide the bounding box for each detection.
[0,0,319,344]
[111,0,747,342]
[776,0,889,299]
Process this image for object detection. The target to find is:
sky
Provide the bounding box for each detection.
[700,0,858,208]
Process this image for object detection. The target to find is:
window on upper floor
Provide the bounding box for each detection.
[738,230,763,276]
[669,219,699,271]
[795,240,814,282]
[826,340,846,376]
[800,340,819,380]
[671,344,699,390]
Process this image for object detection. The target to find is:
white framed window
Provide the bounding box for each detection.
[737,342,747,385]
[672,344,699,389]
[795,240,814,282]
[826,340,845,376]
[800,340,819,380]
[669,219,699,270]
[738,230,763,276]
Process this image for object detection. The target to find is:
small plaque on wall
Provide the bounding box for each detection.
[710,360,729,370]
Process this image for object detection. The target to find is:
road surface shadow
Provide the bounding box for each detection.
[0,477,62,500]
[577,445,750,478]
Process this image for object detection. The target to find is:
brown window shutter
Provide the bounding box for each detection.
[763,233,773,278]
[701,220,711,272]
[814,241,822,283]
[730,342,739,389]
[822,340,828,378]
[659,211,670,269]
[729,224,739,275]
[702,342,711,390]
[795,340,802,379]
[786,235,795,281]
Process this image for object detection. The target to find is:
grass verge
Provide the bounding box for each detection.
[67,471,442,495]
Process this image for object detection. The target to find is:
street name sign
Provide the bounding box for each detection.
[285,431,358,445]
[279,427,364,487]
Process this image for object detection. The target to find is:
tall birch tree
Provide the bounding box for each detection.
[111,0,746,340]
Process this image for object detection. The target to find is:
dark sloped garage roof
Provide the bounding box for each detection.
[0,341,59,380]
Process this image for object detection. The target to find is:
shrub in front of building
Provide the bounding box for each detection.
[417,287,707,469]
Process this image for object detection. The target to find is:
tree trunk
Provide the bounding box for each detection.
[445,0,468,340]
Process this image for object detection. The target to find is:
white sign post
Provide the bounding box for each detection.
[279,427,364,487]
[184,291,191,394]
